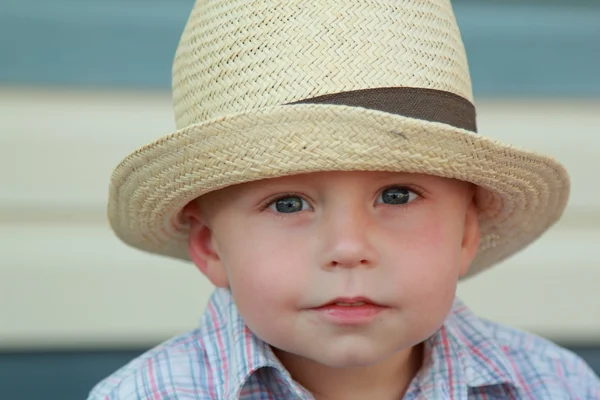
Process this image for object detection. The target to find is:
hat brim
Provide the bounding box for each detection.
[108,103,569,279]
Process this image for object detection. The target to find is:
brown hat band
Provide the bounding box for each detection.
[290,87,477,133]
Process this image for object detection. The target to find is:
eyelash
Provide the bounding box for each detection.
[259,192,309,211]
[259,185,425,214]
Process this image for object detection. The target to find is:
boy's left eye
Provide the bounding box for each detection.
[376,187,419,205]
[268,196,311,213]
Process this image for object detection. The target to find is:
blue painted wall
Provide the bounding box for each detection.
[1,0,599,95]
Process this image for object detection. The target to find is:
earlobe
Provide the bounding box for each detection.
[459,199,481,277]
[182,201,230,288]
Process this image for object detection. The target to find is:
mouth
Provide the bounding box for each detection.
[310,296,388,324]
[315,296,384,308]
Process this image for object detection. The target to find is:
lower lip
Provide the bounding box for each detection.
[312,304,386,324]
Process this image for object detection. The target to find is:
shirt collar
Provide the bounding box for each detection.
[200,289,302,399]
[202,290,525,399]
[421,298,525,397]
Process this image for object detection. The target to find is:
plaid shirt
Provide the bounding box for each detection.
[89,288,600,399]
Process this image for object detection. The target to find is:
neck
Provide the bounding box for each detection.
[273,344,423,400]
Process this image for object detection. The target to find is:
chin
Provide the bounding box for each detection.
[314,346,389,369]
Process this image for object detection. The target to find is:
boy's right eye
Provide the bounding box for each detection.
[268,196,311,214]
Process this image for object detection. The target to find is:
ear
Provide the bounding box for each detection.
[458,195,481,277]
[181,201,229,288]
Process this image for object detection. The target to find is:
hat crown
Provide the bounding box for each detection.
[172,0,473,129]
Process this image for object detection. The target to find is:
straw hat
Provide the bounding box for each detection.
[108,0,569,278]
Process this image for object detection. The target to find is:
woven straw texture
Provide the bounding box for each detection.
[108,0,570,278]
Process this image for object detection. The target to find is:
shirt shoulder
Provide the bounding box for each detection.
[86,328,219,400]
[479,317,600,398]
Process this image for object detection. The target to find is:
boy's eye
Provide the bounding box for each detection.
[377,187,418,205]
[269,196,311,213]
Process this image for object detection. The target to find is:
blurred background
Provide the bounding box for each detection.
[1,0,599,398]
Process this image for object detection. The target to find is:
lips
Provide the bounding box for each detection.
[311,296,387,324]
[335,301,367,307]
[316,296,382,308]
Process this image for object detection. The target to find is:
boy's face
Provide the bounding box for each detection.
[184,171,480,370]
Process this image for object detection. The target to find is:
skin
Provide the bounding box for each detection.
[182,171,480,399]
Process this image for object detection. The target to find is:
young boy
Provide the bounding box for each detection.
[89,0,600,398]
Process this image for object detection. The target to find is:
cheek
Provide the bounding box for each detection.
[385,213,463,307]
[375,220,462,339]
[217,224,312,321]
[410,208,463,263]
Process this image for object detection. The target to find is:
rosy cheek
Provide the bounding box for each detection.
[226,235,307,310]
[389,218,461,292]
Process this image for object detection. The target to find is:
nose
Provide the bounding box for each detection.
[317,202,378,270]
